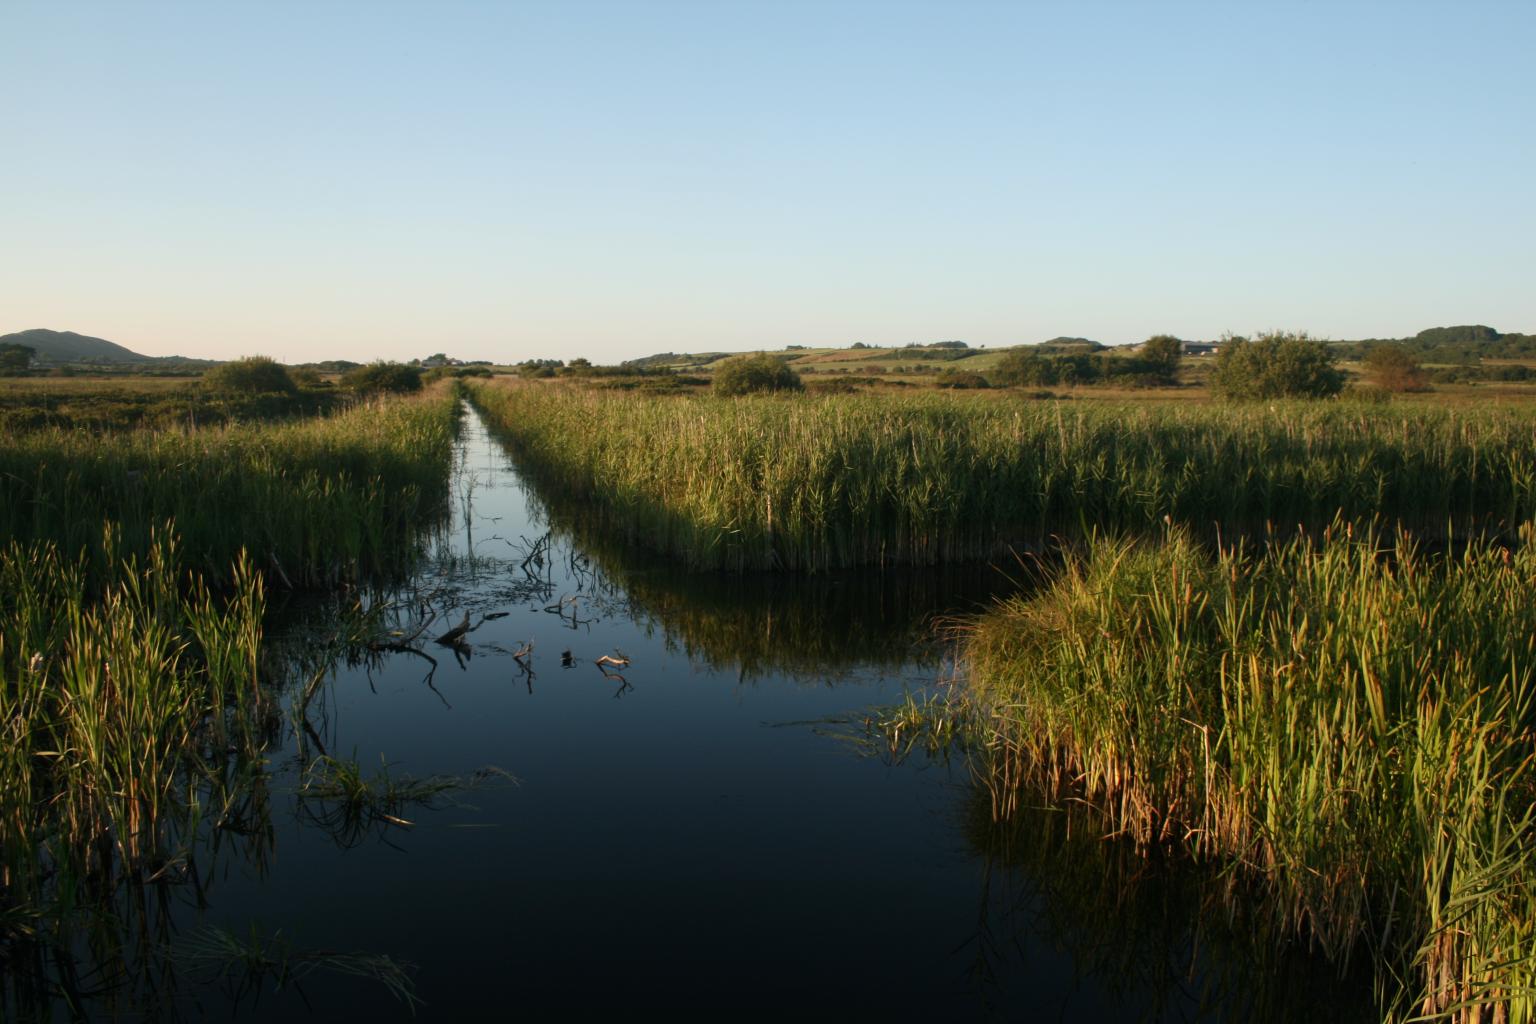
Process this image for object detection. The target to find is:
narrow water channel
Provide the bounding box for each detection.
[183,407,1371,1021]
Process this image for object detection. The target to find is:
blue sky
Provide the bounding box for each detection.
[2,0,1532,363]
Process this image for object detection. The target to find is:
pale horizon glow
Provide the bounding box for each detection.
[2,0,1533,364]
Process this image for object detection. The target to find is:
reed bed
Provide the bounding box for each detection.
[963,525,1536,1021]
[0,533,269,964]
[0,388,459,586]
[522,500,1001,682]
[469,381,1536,571]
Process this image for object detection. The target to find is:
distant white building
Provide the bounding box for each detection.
[1181,341,1219,356]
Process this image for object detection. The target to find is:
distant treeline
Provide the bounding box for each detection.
[1341,325,1536,365]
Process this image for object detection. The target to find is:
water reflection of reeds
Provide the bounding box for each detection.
[957,793,1379,1022]
[524,498,1023,683]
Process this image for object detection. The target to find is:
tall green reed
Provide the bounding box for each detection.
[963,524,1536,1021]
[0,388,460,587]
[0,532,268,944]
[469,381,1536,571]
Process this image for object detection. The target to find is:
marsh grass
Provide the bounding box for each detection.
[864,691,971,765]
[469,381,1536,571]
[298,756,515,849]
[962,524,1536,1021]
[0,387,460,587]
[0,533,269,977]
[0,388,465,1015]
[0,375,343,434]
[173,924,420,1010]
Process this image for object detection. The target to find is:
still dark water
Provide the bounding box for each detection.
[176,408,1369,1022]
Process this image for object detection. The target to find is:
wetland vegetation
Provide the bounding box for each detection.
[469,374,1536,1021]
[0,387,458,586]
[0,381,461,1017]
[964,526,1536,1020]
[8,356,1536,1020]
[469,379,1536,570]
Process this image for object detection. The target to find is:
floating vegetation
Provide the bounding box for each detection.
[863,690,970,766]
[298,756,516,849]
[173,925,420,1010]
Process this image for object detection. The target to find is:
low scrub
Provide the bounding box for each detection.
[203,355,298,395]
[711,354,803,396]
[342,361,424,395]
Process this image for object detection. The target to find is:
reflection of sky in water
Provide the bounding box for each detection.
[187,409,1369,1022]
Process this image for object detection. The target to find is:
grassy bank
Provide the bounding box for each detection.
[469,381,1536,571]
[962,526,1536,1020]
[0,387,459,587]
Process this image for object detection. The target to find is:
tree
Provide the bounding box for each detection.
[203,355,297,394]
[1364,344,1428,392]
[992,348,1059,387]
[1139,335,1183,381]
[341,361,424,394]
[711,354,803,396]
[1209,331,1344,400]
[1055,354,1101,386]
[0,343,35,374]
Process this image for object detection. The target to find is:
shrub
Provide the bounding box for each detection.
[935,371,990,389]
[1138,334,1183,381]
[992,349,1059,387]
[341,361,424,395]
[1364,344,1429,392]
[203,355,297,395]
[0,343,35,375]
[711,354,804,396]
[1209,331,1344,400]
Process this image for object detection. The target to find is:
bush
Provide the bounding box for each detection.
[203,355,297,395]
[1138,334,1183,381]
[808,378,860,395]
[0,343,35,375]
[992,349,1059,387]
[935,371,990,389]
[1209,331,1344,400]
[1364,344,1429,392]
[711,354,804,396]
[341,361,424,395]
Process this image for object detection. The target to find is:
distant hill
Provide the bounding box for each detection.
[1,328,155,363]
[0,328,209,366]
[624,351,730,370]
[1035,337,1106,354]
